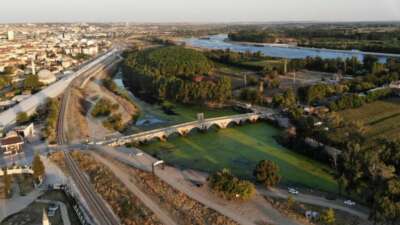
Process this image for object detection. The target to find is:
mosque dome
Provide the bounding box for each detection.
[37,70,56,84]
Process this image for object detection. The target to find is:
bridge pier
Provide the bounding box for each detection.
[159,135,167,142]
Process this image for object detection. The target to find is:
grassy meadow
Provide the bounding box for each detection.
[141,122,338,193]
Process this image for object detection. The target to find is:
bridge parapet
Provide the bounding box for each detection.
[98,112,270,147]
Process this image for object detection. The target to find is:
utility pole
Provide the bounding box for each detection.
[293,71,296,87]
[284,59,288,75]
[243,73,247,88]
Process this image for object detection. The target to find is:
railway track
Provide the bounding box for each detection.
[56,55,118,145]
[64,151,120,225]
[56,88,70,145]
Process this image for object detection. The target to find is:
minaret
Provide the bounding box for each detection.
[31,59,36,75]
[42,209,51,225]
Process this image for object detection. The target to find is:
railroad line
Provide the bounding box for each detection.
[64,151,120,225]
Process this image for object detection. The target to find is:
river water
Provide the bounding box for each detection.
[185,34,400,62]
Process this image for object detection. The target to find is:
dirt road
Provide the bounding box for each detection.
[91,152,178,225]
[94,146,302,225]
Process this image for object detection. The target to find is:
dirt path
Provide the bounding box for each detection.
[94,146,302,225]
[90,152,178,225]
[64,87,90,143]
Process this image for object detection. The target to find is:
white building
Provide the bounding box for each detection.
[7,31,14,41]
[37,69,57,85]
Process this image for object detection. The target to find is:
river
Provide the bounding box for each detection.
[185,34,400,62]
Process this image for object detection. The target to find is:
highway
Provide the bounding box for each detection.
[64,151,120,225]
[0,49,117,128]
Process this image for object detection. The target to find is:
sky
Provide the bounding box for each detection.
[1,0,400,23]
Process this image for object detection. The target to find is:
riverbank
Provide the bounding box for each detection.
[184,34,400,61]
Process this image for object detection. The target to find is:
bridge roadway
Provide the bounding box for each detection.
[0,49,117,128]
[97,112,272,147]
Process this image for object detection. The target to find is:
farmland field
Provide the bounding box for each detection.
[141,122,338,193]
[339,98,400,141]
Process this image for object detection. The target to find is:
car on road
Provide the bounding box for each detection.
[344,200,356,206]
[288,188,299,195]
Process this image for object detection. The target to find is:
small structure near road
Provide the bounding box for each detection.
[14,123,35,138]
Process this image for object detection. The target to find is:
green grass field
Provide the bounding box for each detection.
[339,98,400,141]
[141,123,338,193]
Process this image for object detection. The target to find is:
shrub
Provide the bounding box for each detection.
[16,112,29,125]
[103,113,123,131]
[91,98,117,117]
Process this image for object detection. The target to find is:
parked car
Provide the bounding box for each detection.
[344,200,356,206]
[288,188,299,195]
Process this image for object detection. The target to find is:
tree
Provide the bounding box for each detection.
[208,168,255,201]
[363,55,379,73]
[253,160,281,188]
[287,196,295,210]
[16,112,30,125]
[32,153,45,181]
[320,208,336,225]
[23,75,42,91]
[3,169,11,198]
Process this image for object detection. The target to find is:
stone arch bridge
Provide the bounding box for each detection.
[97,112,271,147]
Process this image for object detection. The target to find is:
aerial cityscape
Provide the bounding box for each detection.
[0,1,399,225]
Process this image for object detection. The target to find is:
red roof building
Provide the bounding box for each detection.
[1,133,24,155]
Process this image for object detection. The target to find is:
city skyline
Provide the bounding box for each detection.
[1,0,400,23]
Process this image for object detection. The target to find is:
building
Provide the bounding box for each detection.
[42,209,51,225]
[37,69,56,84]
[7,31,14,41]
[1,131,24,155]
[14,123,34,138]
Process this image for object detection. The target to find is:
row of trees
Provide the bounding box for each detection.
[228,30,277,43]
[289,55,384,75]
[228,26,400,54]
[40,98,60,144]
[338,140,400,225]
[328,88,393,111]
[205,49,268,71]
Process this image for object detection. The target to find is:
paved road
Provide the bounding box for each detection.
[0,50,116,127]
[91,151,178,225]
[258,188,371,223]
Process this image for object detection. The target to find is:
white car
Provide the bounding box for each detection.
[288,188,299,195]
[344,200,356,206]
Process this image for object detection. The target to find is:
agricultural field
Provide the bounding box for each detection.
[339,98,400,141]
[141,122,338,193]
